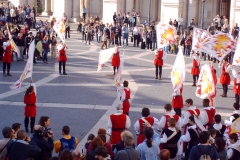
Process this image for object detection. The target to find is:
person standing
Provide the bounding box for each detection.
[112,44,120,75]
[119,80,131,115]
[151,26,157,51]
[232,68,240,104]
[116,23,122,46]
[131,9,137,27]
[0,32,4,61]
[2,37,12,76]
[42,35,51,64]
[57,41,67,75]
[133,26,139,47]
[15,33,25,61]
[85,24,91,45]
[178,14,183,35]
[190,51,200,86]
[184,35,192,56]
[24,31,34,58]
[24,80,37,133]
[51,36,57,58]
[121,23,128,47]
[65,19,70,39]
[154,48,167,80]
[172,85,184,117]
[82,5,86,22]
[219,58,231,97]
[213,14,221,31]
[0,127,12,158]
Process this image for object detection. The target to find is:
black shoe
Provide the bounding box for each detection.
[155,77,158,79]
[25,128,29,132]
[3,73,6,77]
[33,61,37,63]
[63,72,67,75]
[159,77,161,80]
[59,71,62,75]
[192,84,196,86]
[7,73,12,76]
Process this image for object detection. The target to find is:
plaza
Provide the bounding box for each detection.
[0,21,236,153]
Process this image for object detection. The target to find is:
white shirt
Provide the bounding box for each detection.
[182,106,198,126]
[3,41,10,50]
[181,125,198,142]
[134,116,159,134]
[57,44,66,51]
[154,49,168,61]
[119,87,130,102]
[225,110,240,126]
[199,106,215,125]
[158,111,182,130]
[232,68,240,83]
[190,53,200,66]
[227,140,240,159]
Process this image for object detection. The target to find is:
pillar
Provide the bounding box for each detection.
[42,0,52,16]
[157,0,161,21]
[80,0,83,18]
[86,0,90,15]
[150,0,157,22]
[51,0,54,12]
[183,0,188,29]
[52,0,73,18]
[103,0,117,23]
[230,0,236,28]
[71,0,80,22]
[135,0,140,13]
[126,0,133,13]
[27,0,36,7]
[188,0,199,27]
[122,0,126,13]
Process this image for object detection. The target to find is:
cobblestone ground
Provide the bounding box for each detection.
[0,20,236,155]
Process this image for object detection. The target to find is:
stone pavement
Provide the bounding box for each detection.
[0,21,236,155]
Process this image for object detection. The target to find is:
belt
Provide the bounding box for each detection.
[223,73,229,76]
[26,104,35,106]
[4,49,11,52]
[123,99,129,102]
[60,54,66,56]
[165,144,177,148]
[157,58,162,60]
[113,54,119,57]
[112,127,125,132]
[193,66,199,68]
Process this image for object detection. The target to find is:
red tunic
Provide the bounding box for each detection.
[2,45,12,63]
[220,65,231,85]
[163,114,180,129]
[154,50,164,66]
[110,114,126,145]
[24,92,37,117]
[233,78,240,95]
[112,51,120,66]
[205,108,215,125]
[58,47,67,62]
[191,59,200,75]
[172,86,183,109]
[137,117,154,145]
[122,88,130,114]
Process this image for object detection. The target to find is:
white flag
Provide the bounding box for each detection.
[233,38,240,66]
[7,25,20,58]
[53,17,66,43]
[10,40,35,90]
[97,48,115,71]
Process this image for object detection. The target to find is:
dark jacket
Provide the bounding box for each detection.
[31,133,54,160]
[15,36,25,46]
[86,149,98,160]
[7,139,41,160]
[25,35,34,48]
[114,146,140,160]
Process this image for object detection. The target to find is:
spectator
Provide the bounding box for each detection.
[231,23,239,39]
[207,22,216,35]
[227,133,240,159]
[215,137,227,160]
[85,134,95,149]
[114,136,140,160]
[95,146,111,160]
[31,125,54,160]
[11,123,21,139]
[169,18,173,25]
[222,19,230,33]
[0,127,12,158]
[59,149,73,160]
[173,19,178,29]
[15,33,25,61]
[97,134,114,159]
[72,150,80,160]
[54,126,79,154]
[213,14,221,30]
[7,130,41,160]
[151,26,157,51]
[159,149,170,160]
[86,137,103,160]
[136,127,160,160]
[51,36,57,58]
[115,131,135,153]
[133,26,140,47]
[189,131,219,159]
[42,35,51,64]
[184,35,192,56]
[177,14,183,35]
[188,19,196,34]
[65,19,71,39]
[82,5,86,22]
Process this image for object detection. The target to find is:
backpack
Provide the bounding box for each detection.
[197,145,213,160]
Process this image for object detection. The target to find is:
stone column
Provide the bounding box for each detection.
[102,0,117,23]
[51,0,54,13]
[183,0,188,29]
[135,0,140,13]
[42,0,52,15]
[86,0,90,15]
[52,0,72,18]
[188,0,199,27]
[71,0,80,22]
[122,0,126,13]
[126,0,133,13]
[230,0,236,28]
[157,0,161,21]
[80,0,83,18]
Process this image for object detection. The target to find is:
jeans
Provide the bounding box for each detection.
[43,49,50,62]
[184,46,191,56]
[130,22,134,31]
[152,38,157,50]
[134,35,139,47]
[122,33,128,46]
[178,24,183,35]
[18,46,24,60]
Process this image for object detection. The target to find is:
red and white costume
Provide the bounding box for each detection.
[24,83,37,117]
[190,53,200,75]
[172,85,183,109]
[57,44,67,62]
[209,66,218,106]
[199,106,216,129]
[219,63,231,85]
[182,106,200,132]
[158,111,182,130]
[232,69,240,95]
[120,87,131,114]
[134,116,159,145]
[111,48,120,67]
[2,41,12,63]
[107,111,130,145]
[153,49,167,66]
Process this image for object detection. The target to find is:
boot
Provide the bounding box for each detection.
[63,72,67,75]
[155,77,158,79]
[25,127,29,132]
[59,70,62,75]
[7,67,11,76]
[192,83,196,86]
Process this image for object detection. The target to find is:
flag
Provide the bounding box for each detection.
[171,47,185,95]
[230,117,240,134]
[195,64,215,99]
[233,38,240,66]
[10,40,35,90]
[114,50,125,97]
[53,17,65,43]
[200,33,236,61]
[36,41,43,53]
[7,25,20,58]
[97,48,115,71]
[192,27,211,52]
[156,23,177,48]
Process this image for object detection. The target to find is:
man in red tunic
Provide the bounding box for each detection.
[190,52,200,86]
[219,58,231,97]
[112,44,120,75]
[209,61,217,106]
[134,107,159,145]
[120,80,131,115]
[232,68,240,104]
[107,104,130,148]
[172,85,183,116]
[57,41,68,75]
[153,48,167,80]
[159,104,181,130]
[2,37,12,76]
[199,98,216,130]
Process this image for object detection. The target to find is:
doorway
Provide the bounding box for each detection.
[220,0,231,19]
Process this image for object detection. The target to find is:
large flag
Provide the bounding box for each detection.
[53,18,65,43]
[192,27,211,52]
[10,40,35,90]
[171,47,185,95]
[230,117,240,134]
[156,23,177,48]
[36,41,43,53]
[232,38,240,66]
[7,25,20,58]
[200,33,236,61]
[196,64,215,99]
[97,48,115,71]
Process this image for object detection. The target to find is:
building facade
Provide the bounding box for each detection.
[9,0,238,30]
